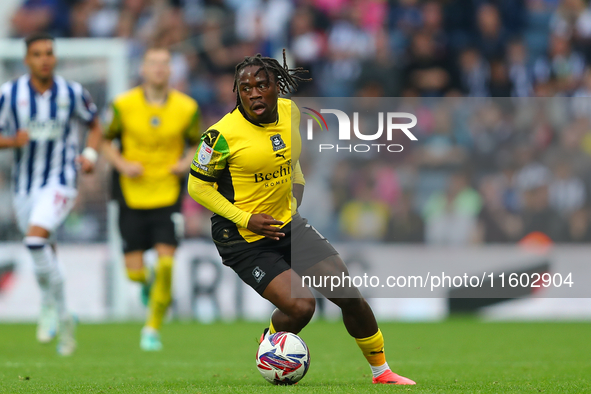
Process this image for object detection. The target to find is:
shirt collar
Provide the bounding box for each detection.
[27,75,56,98]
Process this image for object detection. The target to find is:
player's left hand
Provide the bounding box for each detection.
[76,155,95,174]
[247,213,285,240]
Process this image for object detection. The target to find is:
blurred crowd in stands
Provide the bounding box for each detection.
[302,97,591,245]
[4,0,591,245]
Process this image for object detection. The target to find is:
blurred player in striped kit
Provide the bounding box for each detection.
[0,33,102,356]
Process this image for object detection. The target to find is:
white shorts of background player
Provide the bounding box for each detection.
[13,184,78,238]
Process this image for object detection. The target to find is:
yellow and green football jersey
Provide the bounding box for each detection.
[190,98,301,242]
[105,87,200,209]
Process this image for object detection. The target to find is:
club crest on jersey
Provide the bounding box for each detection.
[270,134,286,151]
[198,143,213,165]
[203,130,220,147]
[150,116,161,127]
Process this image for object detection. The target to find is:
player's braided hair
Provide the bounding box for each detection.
[232,49,311,109]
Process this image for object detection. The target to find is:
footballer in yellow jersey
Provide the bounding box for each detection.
[103,47,200,351]
[105,85,200,209]
[187,53,415,385]
[189,97,301,243]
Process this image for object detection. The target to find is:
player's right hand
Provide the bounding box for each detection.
[247,213,285,241]
[13,130,29,147]
[119,160,144,178]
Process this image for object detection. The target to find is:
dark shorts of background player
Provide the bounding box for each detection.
[213,213,338,295]
[118,200,181,253]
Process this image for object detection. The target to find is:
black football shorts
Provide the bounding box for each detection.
[213,213,338,295]
[118,201,182,253]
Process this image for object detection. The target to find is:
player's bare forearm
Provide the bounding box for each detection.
[77,119,102,173]
[0,135,18,149]
[293,184,304,208]
[0,130,29,149]
[101,139,123,168]
[101,139,143,177]
[85,118,102,151]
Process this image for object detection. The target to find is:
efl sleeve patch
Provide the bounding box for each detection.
[190,129,230,181]
[197,142,213,164]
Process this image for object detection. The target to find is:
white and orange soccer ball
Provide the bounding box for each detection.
[256,331,311,385]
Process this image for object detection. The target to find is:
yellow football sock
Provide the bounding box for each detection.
[126,267,148,283]
[355,329,386,367]
[146,256,174,330]
[269,319,277,334]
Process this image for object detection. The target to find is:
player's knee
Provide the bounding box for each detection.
[290,298,315,324]
[26,226,50,239]
[155,243,176,258]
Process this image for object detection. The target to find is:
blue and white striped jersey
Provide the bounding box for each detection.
[0,74,97,195]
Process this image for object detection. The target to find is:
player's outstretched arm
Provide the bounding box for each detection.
[0,130,29,149]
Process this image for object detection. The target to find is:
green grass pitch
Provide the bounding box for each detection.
[0,318,589,393]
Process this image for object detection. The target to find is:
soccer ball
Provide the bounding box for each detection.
[256,331,310,385]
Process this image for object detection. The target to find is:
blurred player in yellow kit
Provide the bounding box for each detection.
[102,47,201,351]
